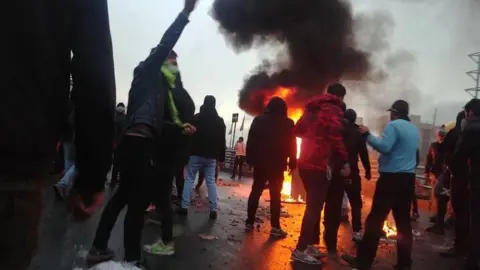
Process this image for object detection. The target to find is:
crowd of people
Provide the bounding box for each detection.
[2,0,480,269]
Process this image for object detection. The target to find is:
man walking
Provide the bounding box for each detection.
[342,100,420,270]
[0,0,116,269]
[291,83,350,265]
[178,95,226,219]
[231,137,246,180]
[244,97,297,238]
[86,0,198,266]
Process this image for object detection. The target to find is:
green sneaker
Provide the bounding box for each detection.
[143,241,174,256]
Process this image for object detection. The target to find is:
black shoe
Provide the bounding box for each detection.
[411,212,420,221]
[209,211,218,220]
[86,247,115,266]
[176,207,188,216]
[341,254,359,268]
[425,224,445,235]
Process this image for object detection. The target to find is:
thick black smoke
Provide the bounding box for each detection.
[212,0,372,115]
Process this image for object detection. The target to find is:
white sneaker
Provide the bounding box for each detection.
[352,232,362,242]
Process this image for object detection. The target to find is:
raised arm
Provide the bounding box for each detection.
[140,0,198,74]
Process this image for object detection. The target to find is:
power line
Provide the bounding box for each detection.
[465,52,480,98]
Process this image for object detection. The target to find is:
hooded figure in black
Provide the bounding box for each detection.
[178,95,226,219]
[431,111,470,257]
[245,97,297,237]
[110,102,128,187]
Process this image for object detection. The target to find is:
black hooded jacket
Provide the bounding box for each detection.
[246,97,297,171]
[189,97,226,161]
[440,111,468,175]
[455,118,480,184]
[342,109,371,175]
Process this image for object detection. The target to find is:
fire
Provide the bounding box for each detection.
[263,87,303,200]
[382,221,397,238]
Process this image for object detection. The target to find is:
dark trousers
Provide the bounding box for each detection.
[231,156,245,178]
[197,163,219,189]
[175,168,184,198]
[246,166,283,229]
[411,193,418,214]
[465,182,480,270]
[296,169,329,251]
[346,174,363,232]
[323,173,346,251]
[357,173,415,269]
[92,136,172,261]
[436,196,449,226]
[451,173,470,248]
[0,180,44,270]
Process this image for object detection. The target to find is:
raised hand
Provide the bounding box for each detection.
[183,0,198,15]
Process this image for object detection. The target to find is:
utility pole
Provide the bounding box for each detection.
[465,52,480,98]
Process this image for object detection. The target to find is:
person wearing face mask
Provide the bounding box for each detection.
[454,98,480,270]
[86,0,198,266]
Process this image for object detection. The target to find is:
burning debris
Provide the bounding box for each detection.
[211,0,372,116]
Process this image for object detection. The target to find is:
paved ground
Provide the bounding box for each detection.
[31,172,464,270]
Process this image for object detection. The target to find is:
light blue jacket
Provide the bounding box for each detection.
[367,119,420,173]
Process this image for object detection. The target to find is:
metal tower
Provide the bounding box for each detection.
[465,52,480,98]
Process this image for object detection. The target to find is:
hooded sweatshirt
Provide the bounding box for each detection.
[246,97,297,171]
[293,93,348,172]
[189,96,226,161]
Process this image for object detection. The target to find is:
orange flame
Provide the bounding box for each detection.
[263,87,303,199]
[382,221,397,238]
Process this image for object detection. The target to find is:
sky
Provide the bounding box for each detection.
[108,0,480,140]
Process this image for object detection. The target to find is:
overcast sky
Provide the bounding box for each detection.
[108,0,480,138]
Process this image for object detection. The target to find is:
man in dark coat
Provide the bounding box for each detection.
[245,97,297,238]
[0,1,116,269]
[455,98,480,269]
[323,108,371,250]
[87,0,198,265]
[178,95,226,219]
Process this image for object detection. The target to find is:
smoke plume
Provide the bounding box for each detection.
[211,0,372,115]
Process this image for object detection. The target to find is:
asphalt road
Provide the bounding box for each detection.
[30,172,463,270]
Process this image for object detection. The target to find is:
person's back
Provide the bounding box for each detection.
[377,119,419,173]
[1,1,115,269]
[190,96,226,161]
[246,97,296,171]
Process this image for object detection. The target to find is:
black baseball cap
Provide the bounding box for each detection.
[387,100,409,117]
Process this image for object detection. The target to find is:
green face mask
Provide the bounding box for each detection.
[161,63,178,88]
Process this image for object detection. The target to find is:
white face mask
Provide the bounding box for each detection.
[461,118,467,131]
[166,63,179,74]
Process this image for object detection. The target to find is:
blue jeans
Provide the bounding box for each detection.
[181,156,218,211]
[63,141,74,172]
[56,164,76,191]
